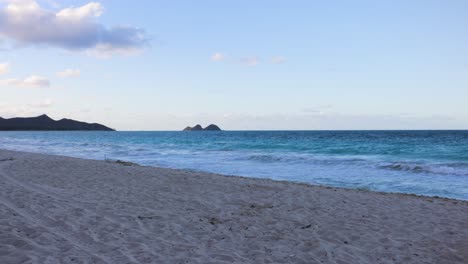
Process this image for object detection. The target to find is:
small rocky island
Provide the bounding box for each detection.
[0,114,115,131]
[183,124,222,131]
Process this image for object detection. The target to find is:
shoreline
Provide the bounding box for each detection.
[1,130,467,201]
[107,158,467,203]
[1,148,467,263]
[4,147,467,203]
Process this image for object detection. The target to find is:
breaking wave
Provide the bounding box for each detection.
[379,162,468,176]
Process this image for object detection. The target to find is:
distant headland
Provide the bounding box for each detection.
[0,114,115,131]
[183,124,222,131]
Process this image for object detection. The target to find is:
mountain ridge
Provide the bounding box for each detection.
[0,115,115,131]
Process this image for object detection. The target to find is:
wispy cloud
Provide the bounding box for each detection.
[0,62,9,75]
[0,75,50,88]
[211,53,285,67]
[0,0,148,57]
[0,98,54,118]
[240,57,259,67]
[270,56,287,64]
[29,98,54,108]
[211,52,225,61]
[57,69,80,78]
[302,105,334,116]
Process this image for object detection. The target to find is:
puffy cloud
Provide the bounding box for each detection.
[240,57,259,67]
[0,62,9,74]
[211,52,225,61]
[57,68,80,78]
[0,75,50,87]
[0,0,148,57]
[270,56,287,64]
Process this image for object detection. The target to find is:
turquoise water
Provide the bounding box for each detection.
[1,130,467,200]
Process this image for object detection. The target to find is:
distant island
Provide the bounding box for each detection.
[183,124,222,131]
[0,114,115,131]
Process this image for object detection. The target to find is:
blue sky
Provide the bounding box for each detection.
[0,0,467,130]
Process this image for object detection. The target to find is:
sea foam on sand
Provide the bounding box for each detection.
[0,149,467,264]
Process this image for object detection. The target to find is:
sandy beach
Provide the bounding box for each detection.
[0,149,467,264]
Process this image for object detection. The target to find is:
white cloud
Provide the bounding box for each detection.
[56,2,103,21]
[23,75,49,87]
[211,52,225,61]
[57,68,80,78]
[0,62,9,74]
[0,75,50,87]
[270,56,287,64]
[0,0,148,57]
[240,57,259,67]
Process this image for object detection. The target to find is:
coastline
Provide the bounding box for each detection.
[2,130,467,200]
[1,149,467,263]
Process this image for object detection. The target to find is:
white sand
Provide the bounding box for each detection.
[0,149,467,264]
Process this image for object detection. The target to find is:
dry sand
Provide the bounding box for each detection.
[0,149,467,264]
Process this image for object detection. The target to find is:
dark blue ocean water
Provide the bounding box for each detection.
[1,130,467,200]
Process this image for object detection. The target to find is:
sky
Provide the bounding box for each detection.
[0,0,467,130]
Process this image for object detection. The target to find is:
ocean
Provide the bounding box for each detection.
[1,130,467,200]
